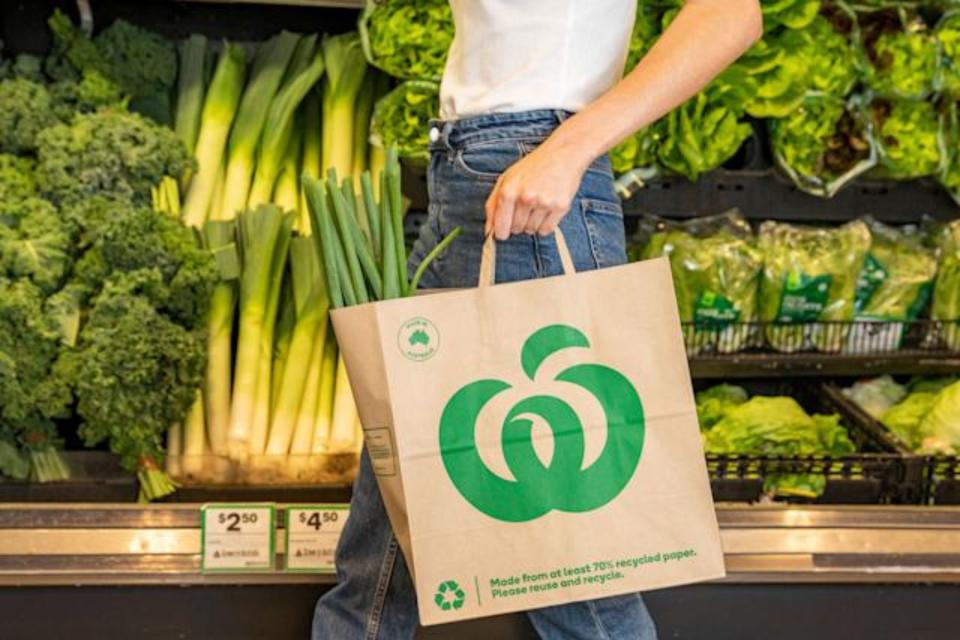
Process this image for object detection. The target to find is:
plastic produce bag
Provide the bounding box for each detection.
[857,6,938,100]
[936,11,960,95]
[639,211,762,355]
[758,220,871,353]
[769,93,876,198]
[359,0,453,82]
[844,217,938,353]
[370,80,438,164]
[843,375,907,420]
[869,97,942,180]
[932,220,960,350]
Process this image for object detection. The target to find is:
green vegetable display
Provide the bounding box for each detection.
[932,220,960,349]
[842,375,907,420]
[36,109,194,207]
[853,217,937,322]
[882,390,939,450]
[703,394,856,498]
[936,11,960,95]
[361,0,454,82]
[858,7,938,100]
[371,80,438,163]
[45,10,177,123]
[758,220,871,353]
[640,212,763,354]
[917,381,960,454]
[695,384,748,431]
[762,0,822,31]
[0,78,59,155]
[609,125,662,175]
[870,98,942,179]
[656,90,753,181]
[624,2,663,71]
[770,94,876,197]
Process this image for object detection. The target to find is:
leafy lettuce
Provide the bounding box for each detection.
[704,395,856,498]
[858,7,938,100]
[641,212,762,354]
[360,0,453,81]
[937,11,960,95]
[854,217,937,321]
[758,220,871,353]
[370,80,438,163]
[932,220,960,349]
[870,98,942,179]
[696,384,748,431]
[769,94,876,198]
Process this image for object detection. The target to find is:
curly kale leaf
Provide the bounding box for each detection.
[72,272,206,474]
[0,78,59,155]
[0,196,73,294]
[36,109,193,206]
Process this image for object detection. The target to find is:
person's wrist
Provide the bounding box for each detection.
[541,123,597,175]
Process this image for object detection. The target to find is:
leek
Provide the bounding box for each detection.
[266,238,330,455]
[226,206,294,459]
[322,33,369,175]
[182,43,246,227]
[248,42,325,208]
[220,32,300,220]
[311,332,339,455]
[299,90,323,232]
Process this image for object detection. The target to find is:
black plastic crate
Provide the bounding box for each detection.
[704,381,923,504]
[823,382,960,505]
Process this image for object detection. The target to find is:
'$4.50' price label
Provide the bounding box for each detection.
[201,504,276,572]
[285,506,348,572]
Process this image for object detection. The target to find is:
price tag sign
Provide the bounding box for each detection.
[285,506,348,572]
[201,504,276,572]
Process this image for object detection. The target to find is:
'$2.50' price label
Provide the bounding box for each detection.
[285,506,348,572]
[201,504,276,572]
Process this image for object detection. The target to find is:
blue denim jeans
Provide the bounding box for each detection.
[313,110,658,640]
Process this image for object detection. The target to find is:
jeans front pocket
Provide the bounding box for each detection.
[581,197,628,269]
[453,139,541,181]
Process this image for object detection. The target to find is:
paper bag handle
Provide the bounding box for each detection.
[479,229,576,287]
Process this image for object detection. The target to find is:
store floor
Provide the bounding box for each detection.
[2,583,958,639]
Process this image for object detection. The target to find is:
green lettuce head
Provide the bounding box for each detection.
[361,0,453,81]
[624,2,663,72]
[762,0,821,31]
[641,212,762,354]
[371,80,438,163]
[657,91,753,181]
[858,7,938,100]
[610,123,663,175]
[758,220,871,353]
[770,94,876,198]
[871,98,942,179]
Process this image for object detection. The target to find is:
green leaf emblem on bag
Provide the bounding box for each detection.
[439,325,646,522]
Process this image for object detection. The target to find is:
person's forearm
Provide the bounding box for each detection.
[542,0,763,171]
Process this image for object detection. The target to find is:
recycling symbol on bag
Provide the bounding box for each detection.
[439,324,646,523]
[434,580,466,611]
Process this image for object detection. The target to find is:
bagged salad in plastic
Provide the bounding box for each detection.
[360,0,453,82]
[769,93,876,198]
[932,220,960,350]
[639,211,762,354]
[845,218,938,352]
[758,220,871,353]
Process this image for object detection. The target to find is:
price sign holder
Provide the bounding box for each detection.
[284,505,349,573]
[201,503,276,573]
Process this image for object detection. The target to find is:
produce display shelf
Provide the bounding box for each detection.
[689,352,960,378]
[3,503,960,587]
[172,0,364,7]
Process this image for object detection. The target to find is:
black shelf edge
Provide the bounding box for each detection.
[689,353,960,379]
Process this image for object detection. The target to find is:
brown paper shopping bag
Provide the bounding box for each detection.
[331,232,724,626]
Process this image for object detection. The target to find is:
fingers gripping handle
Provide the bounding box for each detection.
[478,230,576,287]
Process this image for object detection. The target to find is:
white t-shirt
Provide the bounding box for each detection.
[440,0,637,119]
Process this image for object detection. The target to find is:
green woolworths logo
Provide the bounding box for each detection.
[439,325,646,523]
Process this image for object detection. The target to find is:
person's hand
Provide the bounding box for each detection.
[484,144,590,240]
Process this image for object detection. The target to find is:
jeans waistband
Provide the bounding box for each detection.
[429,109,573,151]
